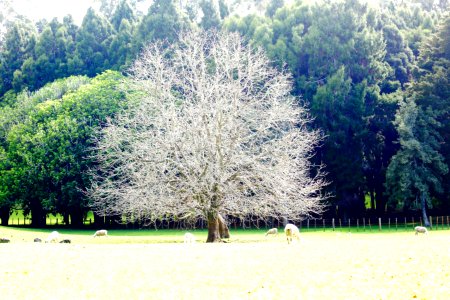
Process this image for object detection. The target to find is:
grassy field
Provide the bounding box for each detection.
[0,227,449,299]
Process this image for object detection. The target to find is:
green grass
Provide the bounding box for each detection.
[0,226,449,299]
[6,210,96,226]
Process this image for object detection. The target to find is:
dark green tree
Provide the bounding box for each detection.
[199,0,221,30]
[72,8,115,77]
[386,14,450,223]
[134,0,188,52]
[0,19,36,96]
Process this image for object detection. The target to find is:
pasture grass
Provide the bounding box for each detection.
[0,226,449,299]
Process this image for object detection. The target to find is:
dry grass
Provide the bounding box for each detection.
[0,227,449,299]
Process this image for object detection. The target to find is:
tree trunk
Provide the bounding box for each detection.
[369,189,375,211]
[206,213,230,243]
[0,206,10,226]
[93,211,105,227]
[421,192,431,227]
[218,214,230,238]
[30,203,46,227]
[375,185,386,216]
[69,207,84,228]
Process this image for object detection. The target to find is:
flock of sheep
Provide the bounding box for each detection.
[0,225,430,244]
[0,229,108,244]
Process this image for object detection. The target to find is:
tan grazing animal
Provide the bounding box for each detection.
[93,230,108,237]
[184,232,196,244]
[45,231,60,243]
[284,224,300,244]
[265,228,278,237]
[414,226,428,235]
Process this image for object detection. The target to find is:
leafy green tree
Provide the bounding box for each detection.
[386,14,450,223]
[266,0,284,18]
[134,0,188,52]
[72,8,115,77]
[111,0,136,31]
[200,0,221,30]
[0,72,126,226]
[109,19,134,71]
[0,19,36,96]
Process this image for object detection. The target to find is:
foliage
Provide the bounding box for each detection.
[0,71,127,226]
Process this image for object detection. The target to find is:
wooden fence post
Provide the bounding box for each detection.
[395,218,398,231]
[388,218,391,230]
[323,219,325,232]
[363,218,366,231]
[378,218,382,231]
[332,218,335,231]
[430,216,433,229]
[348,219,351,232]
[357,219,359,231]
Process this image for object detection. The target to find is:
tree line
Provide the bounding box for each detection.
[0,0,449,227]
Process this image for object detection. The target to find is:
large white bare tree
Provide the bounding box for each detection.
[90,30,326,242]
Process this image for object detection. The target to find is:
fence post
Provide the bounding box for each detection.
[357,219,359,231]
[363,218,366,231]
[323,219,325,232]
[348,219,351,232]
[332,218,335,231]
[395,218,398,231]
[314,219,317,230]
[430,216,433,229]
[412,217,415,228]
[404,217,407,229]
[307,219,310,230]
[388,218,391,230]
[339,219,342,230]
[378,218,382,231]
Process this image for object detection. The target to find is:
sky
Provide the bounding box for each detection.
[11,0,99,25]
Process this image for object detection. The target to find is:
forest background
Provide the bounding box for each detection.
[0,0,449,227]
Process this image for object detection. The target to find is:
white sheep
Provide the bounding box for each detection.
[414,226,428,235]
[93,229,108,237]
[184,232,196,244]
[284,224,300,244]
[45,231,60,243]
[265,228,278,237]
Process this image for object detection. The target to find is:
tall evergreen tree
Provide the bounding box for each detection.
[71,8,115,77]
[386,14,450,223]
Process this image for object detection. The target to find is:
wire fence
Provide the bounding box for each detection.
[2,215,450,232]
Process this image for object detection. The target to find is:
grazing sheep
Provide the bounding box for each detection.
[93,229,108,237]
[45,231,60,243]
[34,238,42,243]
[284,224,300,244]
[265,228,278,237]
[0,238,10,243]
[59,239,71,243]
[184,232,196,244]
[415,226,428,235]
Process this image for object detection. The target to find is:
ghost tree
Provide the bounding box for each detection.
[90,30,326,242]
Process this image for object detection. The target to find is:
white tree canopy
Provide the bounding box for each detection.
[90,30,326,225]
